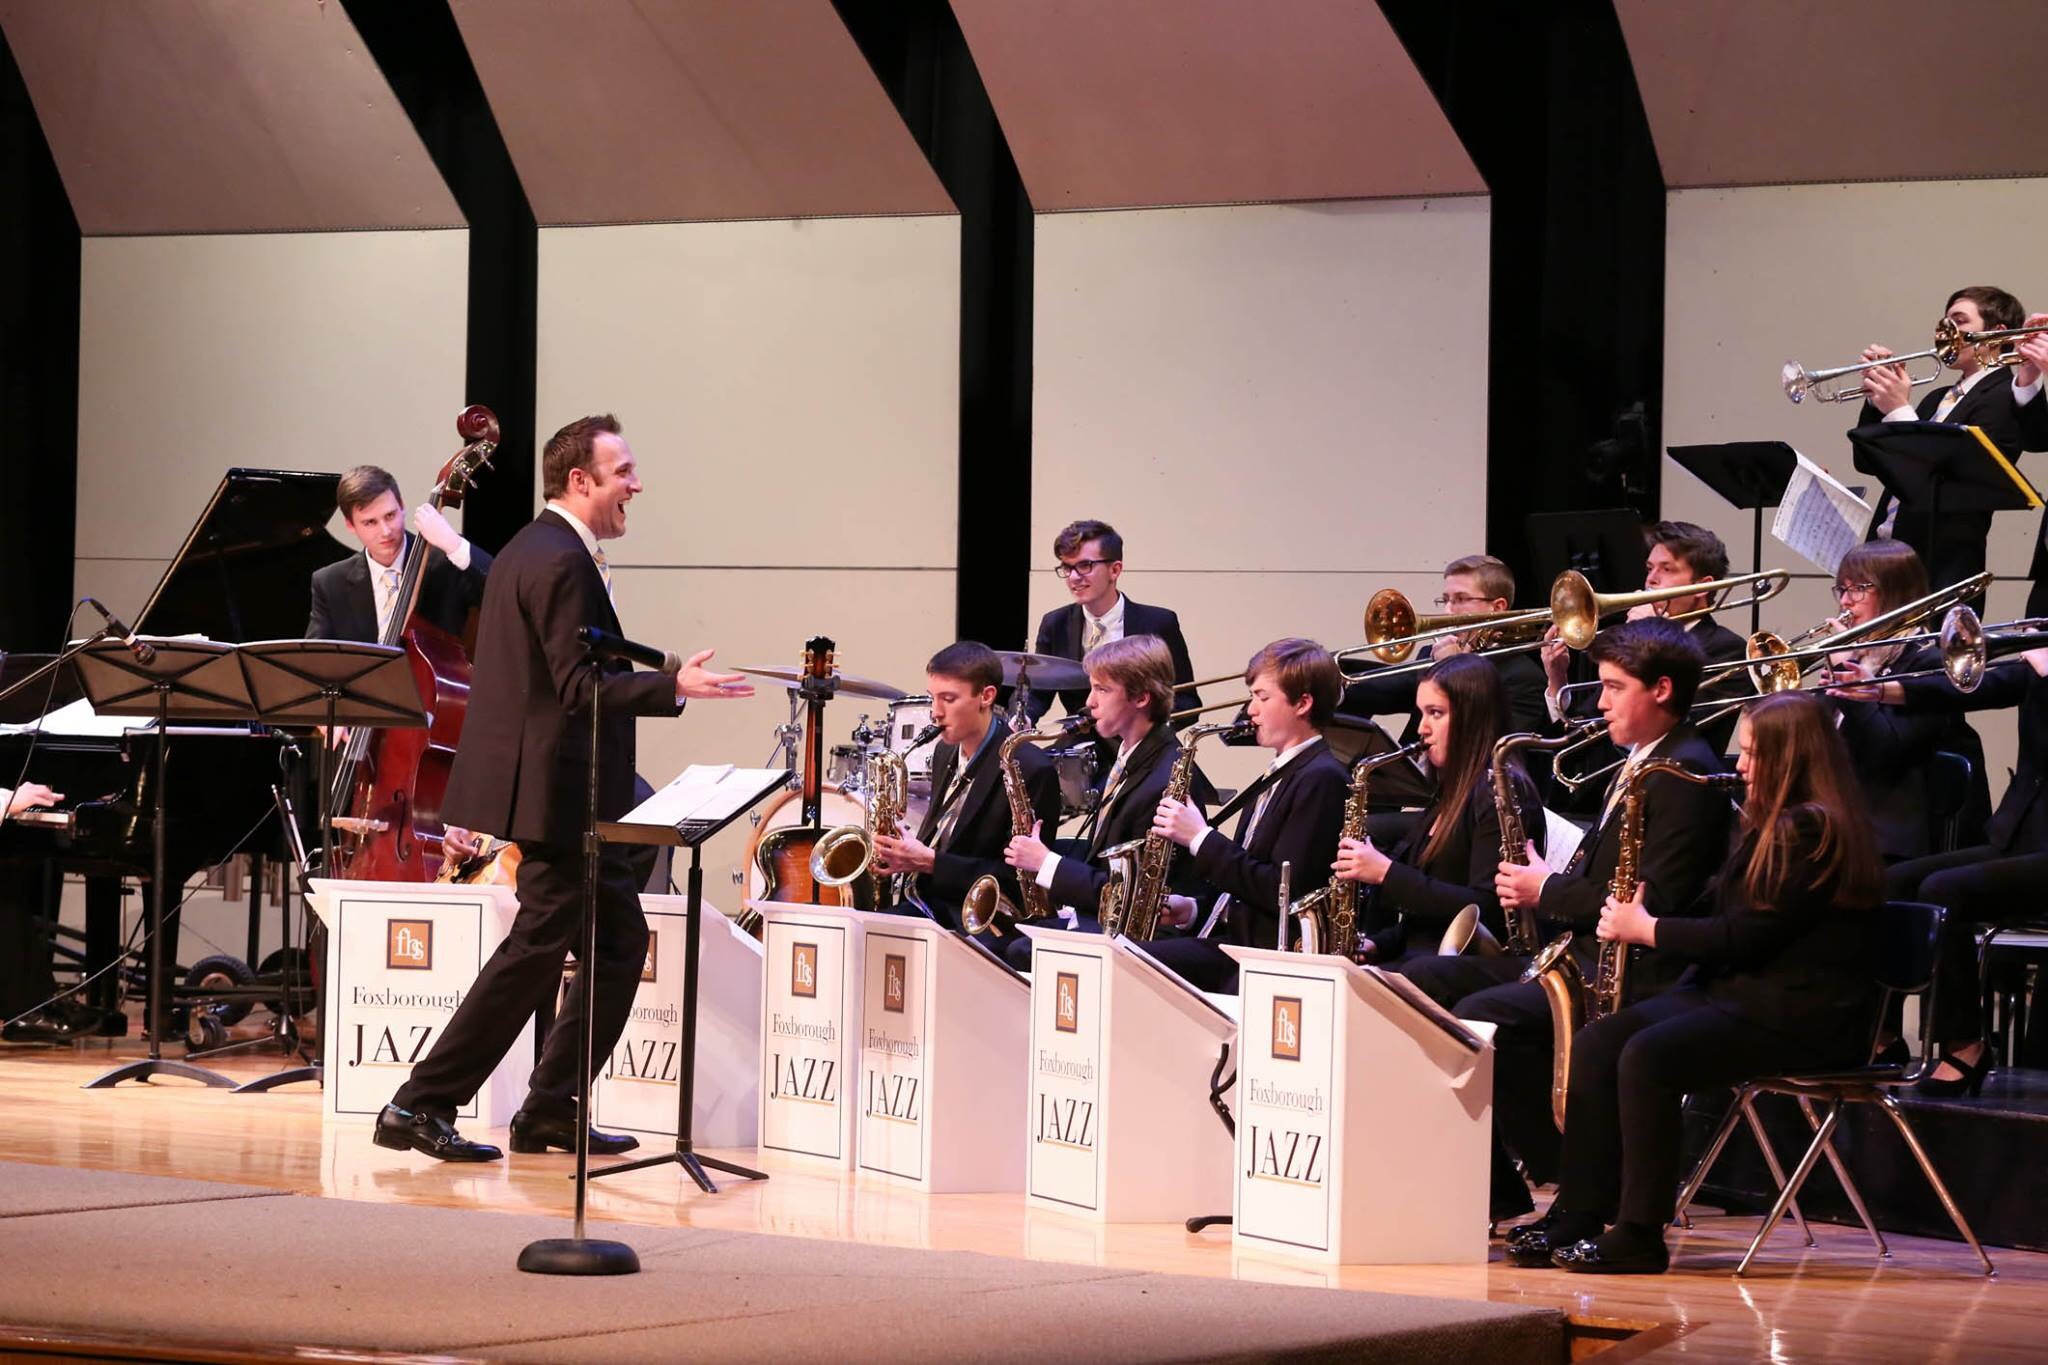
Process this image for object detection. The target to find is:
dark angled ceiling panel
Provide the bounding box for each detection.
[0,0,462,234]
[950,0,1483,211]
[1617,0,2048,188]
[449,0,953,225]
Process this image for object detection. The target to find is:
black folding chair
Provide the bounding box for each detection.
[1673,900,1994,1276]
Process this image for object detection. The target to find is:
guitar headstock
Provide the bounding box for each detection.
[802,636,837,678]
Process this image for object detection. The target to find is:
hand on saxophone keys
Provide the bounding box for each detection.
[1003,819,1050,875]
[1598,881,1654,945]
[1151,795,1208,849]
[1494,841,1552,909]
[1332,835,1391,886]
[871,829,935,876]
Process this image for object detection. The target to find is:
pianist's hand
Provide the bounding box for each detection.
[4,782,61,817]
[674,649,755,702]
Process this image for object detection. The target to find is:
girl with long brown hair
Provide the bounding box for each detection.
[1507,691,1883,1274]
[1331,652,1545,962]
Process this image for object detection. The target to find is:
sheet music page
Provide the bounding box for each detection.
[620,765,788,829]
[0,697,152,737]
[1771,451,1874,574]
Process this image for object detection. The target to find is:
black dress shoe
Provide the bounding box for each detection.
[1553,1234,1670,1275]
[372,1104,503,1162]
[508,1108,640,1156]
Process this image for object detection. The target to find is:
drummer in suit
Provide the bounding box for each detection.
[999,635,1206,967]
[872,641,1063,933]
[308,465,491,644]
[1141,638,1350,993]
[1026,519,1200,729]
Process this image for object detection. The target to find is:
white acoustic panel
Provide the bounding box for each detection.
[534,217,959,570]
[1032,199,1491,581]
[1662,179,2048,798]
[73,231,469,618]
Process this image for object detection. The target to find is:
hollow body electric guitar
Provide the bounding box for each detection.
[755,636,871,908]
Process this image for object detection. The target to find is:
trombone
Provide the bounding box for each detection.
[1548,568,1790,650]
[1781,315,2048,404]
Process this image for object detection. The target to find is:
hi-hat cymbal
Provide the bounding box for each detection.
[994,650,1087,691]
[734,664,907,702]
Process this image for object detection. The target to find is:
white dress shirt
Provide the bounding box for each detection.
[1080,592,1127,654]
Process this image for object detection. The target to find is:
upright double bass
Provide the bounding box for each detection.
[329,405,498,882]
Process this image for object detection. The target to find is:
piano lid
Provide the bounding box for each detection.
[134,468,350,644]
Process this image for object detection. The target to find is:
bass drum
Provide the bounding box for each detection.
[740,783,866,908]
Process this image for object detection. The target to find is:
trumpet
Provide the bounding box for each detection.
[1782,315,2048,404]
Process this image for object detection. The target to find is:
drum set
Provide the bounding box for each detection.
[730,650,1105,903]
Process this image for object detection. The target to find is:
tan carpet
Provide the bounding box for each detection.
[0,1163,1561,1363]
[0,1161,282,1217]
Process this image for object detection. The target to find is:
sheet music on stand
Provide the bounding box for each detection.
[1771,450,1875,575]
[615,765,793,844]
[1357,965,1487,1054]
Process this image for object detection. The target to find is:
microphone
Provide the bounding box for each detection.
[84,597,157,665]
[575,625,682,673]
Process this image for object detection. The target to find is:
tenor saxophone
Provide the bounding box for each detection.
[1098,719,1243,942]
[962,715,1093,935]
[1522,754,1741,1129]
[1479,731,1579,956]
[1286,740,1425,960]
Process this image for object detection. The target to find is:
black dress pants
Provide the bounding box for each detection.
[394,840,648,1121]
[1553,989,1864,1229]
[1885,845,2048,1043]
[1134,935,1237,992]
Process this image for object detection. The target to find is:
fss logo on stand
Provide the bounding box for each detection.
[386,920,432,970]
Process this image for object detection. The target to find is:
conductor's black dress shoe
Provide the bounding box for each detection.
[372,1104,503,1161]
[508,1107,640,1156]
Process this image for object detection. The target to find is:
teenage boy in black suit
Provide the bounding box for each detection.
[308,464,491,644]
[374,415,752,1162]
[1027,519,1199,728]
[1414,617,1733,1221]
[1000,634,1206,967]
[872,641,1063,933]
[1140,638,1350,994]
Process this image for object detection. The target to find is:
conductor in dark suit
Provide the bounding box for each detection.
[1026,519,1199,728]
[1425,618,1734,1220]
[872,641,1062,933]
[1855,286,2037,595]
[375,415,752,1162]
[999,635,1207,967]
[1142,638,1350,993]
[307,465,491,644]
[1341,553,1550,740]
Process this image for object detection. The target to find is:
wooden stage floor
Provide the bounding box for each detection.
[1,1042,2041,1362]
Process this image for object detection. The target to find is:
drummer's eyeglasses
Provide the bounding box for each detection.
[1052,558,1113,579]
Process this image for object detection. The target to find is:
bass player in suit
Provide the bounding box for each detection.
[308,464,491,644]
[872,641,1062,934]
[1417,618,1734,1222]
[375,415,752,1163]
[1026,519,1200,729]
[999,634,1208,967]
[1142,638,1350,994]
[1855,286,2038,595]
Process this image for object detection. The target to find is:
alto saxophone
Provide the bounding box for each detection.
[962,715,1093,935]
[1286,740,1426,960]
[1522,755,1740,1130]
[1098,719,1242,942]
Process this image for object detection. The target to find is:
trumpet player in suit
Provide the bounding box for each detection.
[1819,540,1990,858]
[1026,519,1200,727]
[1340,554,1550,741]
[1000,635,1207,968]
[1332,652,1547,966]
[1141,638,1349,994]
[1509,693,1883,1273]
[1420,618,1734,1222]
[1855,286,2037,595]
[872,641,1062,933]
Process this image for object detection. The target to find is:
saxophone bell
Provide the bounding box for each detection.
[961,873,1020,937]
[1438,903,1504,956]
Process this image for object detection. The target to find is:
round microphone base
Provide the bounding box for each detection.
[517,1236,640,1276]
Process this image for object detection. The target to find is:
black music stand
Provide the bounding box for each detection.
[229,640,424,1092]
[1524,508,1646,599]
[71,640,258,1089]
[1666,442,1800,634]
[1849,422,2043,589]
[590,766,791,1194]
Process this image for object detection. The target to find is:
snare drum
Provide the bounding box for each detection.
[1047,742,1101,821]
[885,696,937,784]
[826,743,866,787]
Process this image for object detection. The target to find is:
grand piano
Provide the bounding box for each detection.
[0,469,349,1031]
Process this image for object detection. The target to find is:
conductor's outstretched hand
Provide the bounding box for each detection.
[676,649,755,702]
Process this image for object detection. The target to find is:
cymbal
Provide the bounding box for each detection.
[734,664,907,702]
[994,650,1087,691]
